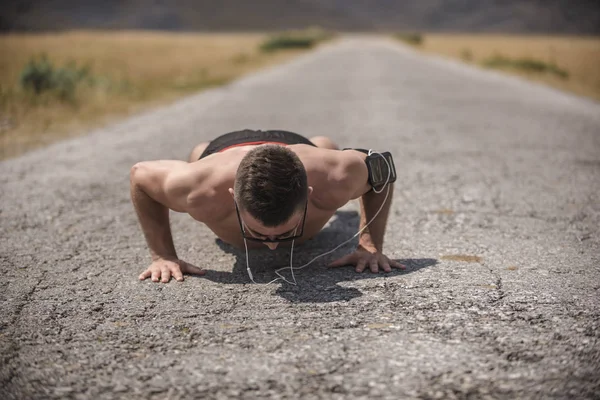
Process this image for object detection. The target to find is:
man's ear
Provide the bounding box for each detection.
[308,186,313,197]
[228,188,234,198]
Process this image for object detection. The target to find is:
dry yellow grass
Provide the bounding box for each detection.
[0,31,310,159]
[416,34,600,101]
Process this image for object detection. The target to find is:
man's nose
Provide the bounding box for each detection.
[265,242,279,250]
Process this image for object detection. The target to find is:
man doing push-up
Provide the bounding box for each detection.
[130,129,403,283]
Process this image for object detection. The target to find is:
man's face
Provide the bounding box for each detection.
[229,187,312,250]
[238,208,305,250]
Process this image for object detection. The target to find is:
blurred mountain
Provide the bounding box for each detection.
[2,0,599,34]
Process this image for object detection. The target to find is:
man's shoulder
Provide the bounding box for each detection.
[184,159,236,219]
[298,148,365,210]
[299,147,366,179]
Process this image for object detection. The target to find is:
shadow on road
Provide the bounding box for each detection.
[201,210,438,303]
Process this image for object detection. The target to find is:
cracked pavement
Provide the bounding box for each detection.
[1,37,599,399]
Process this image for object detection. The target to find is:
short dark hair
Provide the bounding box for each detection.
[235,145,308,226]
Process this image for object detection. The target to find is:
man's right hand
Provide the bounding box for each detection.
[139,257,205,283]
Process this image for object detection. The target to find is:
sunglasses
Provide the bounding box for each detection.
[235,200,307,243]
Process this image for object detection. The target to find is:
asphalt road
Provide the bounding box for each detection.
[1,37,599,399]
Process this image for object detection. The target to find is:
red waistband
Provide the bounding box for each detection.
[218,141,288,152]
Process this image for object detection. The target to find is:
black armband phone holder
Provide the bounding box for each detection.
[343,148,397,190]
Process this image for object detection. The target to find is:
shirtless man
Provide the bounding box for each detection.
[130,129,404,283]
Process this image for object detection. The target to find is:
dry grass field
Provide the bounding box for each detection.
[4,32,596,160]
[0,31,312,159]
[413,34,600,102]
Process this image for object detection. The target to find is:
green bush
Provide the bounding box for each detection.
[19,55,54,94]
[259,28,334,52]
[260,35,316,52]
[19,55,92,101]
[482,55,568,79]
[395,33,423,46]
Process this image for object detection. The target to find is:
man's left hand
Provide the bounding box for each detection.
[328,245,406,273]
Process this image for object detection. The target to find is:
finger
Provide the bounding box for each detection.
[390,260,407,270]
[369,259,379,273]
[328,254,353,268]
[356,259,367,273]
[139,269,152,280]
[151,268,161,282]
[160,265,171,283]
[172,265,184,282]
[381,261,392,273]
[181,262,205,276]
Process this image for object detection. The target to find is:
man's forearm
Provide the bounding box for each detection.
[358,184,394,252]
[130,182,177,261]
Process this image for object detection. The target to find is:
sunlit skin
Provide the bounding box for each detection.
[130,136,405,283]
